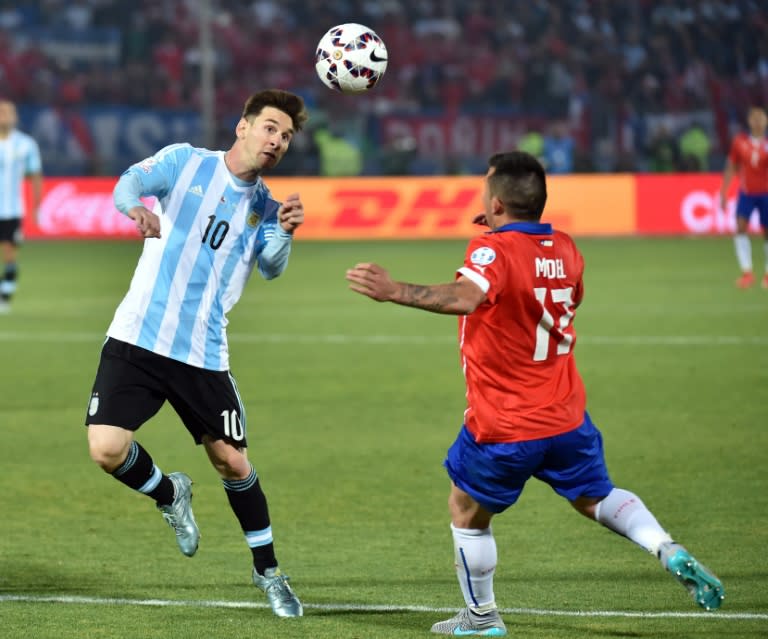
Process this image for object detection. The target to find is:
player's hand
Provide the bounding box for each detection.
[128,205,161,239]
[346,262,397,302]
[278,193,304,233]
[472,211,489,226]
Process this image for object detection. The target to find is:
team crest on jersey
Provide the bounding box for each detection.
[470,246,496,266]
[88,393,99,416]
[247,211,261,227]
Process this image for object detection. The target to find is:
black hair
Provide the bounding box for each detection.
[242,89,309,132]
[487,151,547,220]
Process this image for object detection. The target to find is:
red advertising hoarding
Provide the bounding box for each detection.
[24,178,155,239]
[266,175,634,238]
[635,174,759,235]
[22,173,753,240]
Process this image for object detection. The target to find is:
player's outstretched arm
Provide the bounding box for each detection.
[346,263,486,315]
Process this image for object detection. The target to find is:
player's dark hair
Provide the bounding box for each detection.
[242,89,309,132]
[487,151,547,220]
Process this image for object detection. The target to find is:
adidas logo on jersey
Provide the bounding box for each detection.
[188,184,204,197]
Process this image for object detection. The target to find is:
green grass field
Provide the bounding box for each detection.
[0,236,766,639]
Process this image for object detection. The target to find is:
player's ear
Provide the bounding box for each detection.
[491,195,505,217]
[235,118,248,139]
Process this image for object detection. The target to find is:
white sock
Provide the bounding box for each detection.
[451,524,497,610]
[595,488,672,555]
[734,234,752,272]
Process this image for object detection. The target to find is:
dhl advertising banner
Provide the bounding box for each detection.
[23,174,743,240]
[266,176,635,238]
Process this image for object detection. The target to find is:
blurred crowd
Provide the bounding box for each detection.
[0,0,766,175]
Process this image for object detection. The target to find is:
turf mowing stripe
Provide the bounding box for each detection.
[0,331,766,346]
[0,594,765,620]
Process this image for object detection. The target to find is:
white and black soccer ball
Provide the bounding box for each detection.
[315,23,388,94]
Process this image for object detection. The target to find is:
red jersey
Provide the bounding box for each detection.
[456,222,586,443]
[728,133,768,194]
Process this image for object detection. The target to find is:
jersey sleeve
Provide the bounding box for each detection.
[456,236,505,303]
[25,137,42,174]
[255,196,293,279]
[124,143,192,200]
[113,172,144,215]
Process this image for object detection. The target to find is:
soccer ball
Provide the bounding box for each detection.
[315,23,388,94]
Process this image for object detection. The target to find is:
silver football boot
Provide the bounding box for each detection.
[252,567,303,617]
[157,472,200,557]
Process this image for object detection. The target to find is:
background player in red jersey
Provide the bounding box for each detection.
[347,152,724,637]
[720,106,768,288]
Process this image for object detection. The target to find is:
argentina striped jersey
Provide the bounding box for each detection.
[107,143,293,371]
[0,129,42,220]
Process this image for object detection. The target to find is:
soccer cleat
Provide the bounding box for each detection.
[659,542,724,611]
[735,272,755,288]
[430,607,507,636]
[157,472,200,557]
[253,567,303,617]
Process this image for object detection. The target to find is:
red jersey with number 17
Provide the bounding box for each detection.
[456,222,586,443]
[727,133,768,194]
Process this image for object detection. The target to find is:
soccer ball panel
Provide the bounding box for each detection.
[315,23,388,94]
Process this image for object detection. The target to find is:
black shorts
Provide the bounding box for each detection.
[85,338,248,447]
[0,219,22,245]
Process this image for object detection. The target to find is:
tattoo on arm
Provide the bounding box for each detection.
[397,283,463,314]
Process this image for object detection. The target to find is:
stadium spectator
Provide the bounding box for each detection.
[2,0,767,175]
[517,129,544,163]
[648,124,681,172]
[542,120,575,174]
[84,89,307,617]
[720,105,768,288]
[314,121,364,176]
[0,99,42,313]
[346,150,725,636]
[678,122,712,171]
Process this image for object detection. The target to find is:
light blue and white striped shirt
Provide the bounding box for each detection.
[108,143,293,371]
[0,129,42,220]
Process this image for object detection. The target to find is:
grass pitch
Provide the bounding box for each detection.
[0,236,766,638]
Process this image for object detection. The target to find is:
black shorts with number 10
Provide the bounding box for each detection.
[85,338,248,447]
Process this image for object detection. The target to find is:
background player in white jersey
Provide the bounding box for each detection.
[0,99,42,313]
[85,89,307,617]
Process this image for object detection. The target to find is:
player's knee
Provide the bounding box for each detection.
[205,441,249,479]
[448,489,491,528]
[87,427,130,472]
[570,495,605,520]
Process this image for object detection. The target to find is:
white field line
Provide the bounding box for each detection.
[0,331,766,346]
[0,594,765,620]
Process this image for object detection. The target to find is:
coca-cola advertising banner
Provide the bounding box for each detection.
[635,174,759,234]
[24,178,155,238]
[24,174,743,240]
